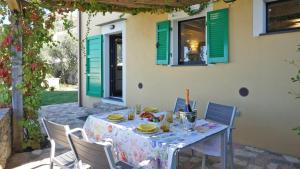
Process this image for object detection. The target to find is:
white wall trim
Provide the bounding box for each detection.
[101,21,126,106]
[253,0,266,37]
[168,4,213,65]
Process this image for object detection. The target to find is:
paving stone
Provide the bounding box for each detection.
[254,154,270,166]
[245,146,265,153]
[271,159,291,166]
[267,162,279,169]
[32,149,43,156]
[293,163,300,169]
[234,157,248,167]
[210,162,220,169]
[247,164,263,169]
[278,164,298,169]
[283,155,300,164]
[235,148,258,158]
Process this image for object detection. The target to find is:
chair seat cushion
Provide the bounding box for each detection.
[53,150,76,168]
[116,161,134,169]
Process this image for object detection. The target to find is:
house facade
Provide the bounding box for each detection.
[78,0,300,157]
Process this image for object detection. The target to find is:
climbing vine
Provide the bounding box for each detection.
[0,0,211,150]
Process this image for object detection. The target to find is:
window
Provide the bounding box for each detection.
[178,17,206,65]
[266,0,300,33]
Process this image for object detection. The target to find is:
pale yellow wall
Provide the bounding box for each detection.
[81,0,300,156]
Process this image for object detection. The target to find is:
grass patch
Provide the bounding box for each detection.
[41,91,78,106]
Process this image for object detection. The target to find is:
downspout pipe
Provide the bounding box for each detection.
[78,10,82,107]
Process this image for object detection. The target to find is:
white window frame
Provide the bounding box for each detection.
[168,4,213,65]
[253,0,278,37]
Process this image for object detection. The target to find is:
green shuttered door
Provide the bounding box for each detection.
[207,8,229,64]
[156,20,170,65]
[86,35,103,97]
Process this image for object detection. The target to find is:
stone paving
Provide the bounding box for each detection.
[6,102,300,169]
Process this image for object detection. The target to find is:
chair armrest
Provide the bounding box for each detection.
[68,128,89,141]
[95,140,113,147]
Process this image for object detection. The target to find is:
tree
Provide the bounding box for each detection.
[44,36,78,84]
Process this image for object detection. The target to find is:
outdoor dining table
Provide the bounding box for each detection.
[83,109,228,169]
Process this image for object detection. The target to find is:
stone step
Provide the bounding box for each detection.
[91,101,126,114]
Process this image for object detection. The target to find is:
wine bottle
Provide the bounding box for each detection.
[185,89,192,112]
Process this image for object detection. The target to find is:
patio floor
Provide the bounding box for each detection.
[6,103,300,169]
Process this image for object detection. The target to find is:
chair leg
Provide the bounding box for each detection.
[49,140,55,169]
[49,161,54,169]
[229,143,234,169]
[201,155,206,169]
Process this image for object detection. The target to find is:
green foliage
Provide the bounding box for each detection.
[293,126,300,135]
[49,86,55,91]
[41,91,78,106]
[44,36,78,84]
[0,2,52,150]
[291,45,300,135]
[18,119,44,149]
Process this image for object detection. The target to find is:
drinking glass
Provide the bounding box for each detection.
[160,115,170,132]
[166,111,173,123]
[128,108,135,120]
[135,104,142,115]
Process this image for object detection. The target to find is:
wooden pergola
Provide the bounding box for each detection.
[4,0,232,152]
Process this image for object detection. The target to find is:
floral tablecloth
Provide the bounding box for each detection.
[83,110,227,169]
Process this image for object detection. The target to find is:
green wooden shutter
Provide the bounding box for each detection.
[86,35,103,97]
[156,20,170,65]
[207,8,229,64]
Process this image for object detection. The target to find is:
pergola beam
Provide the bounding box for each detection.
[40,0,210,10]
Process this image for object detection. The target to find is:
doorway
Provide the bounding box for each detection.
[109,33,123,100]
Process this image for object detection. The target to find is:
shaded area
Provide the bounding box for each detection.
[41,91,78,106]
[7,102,299,169]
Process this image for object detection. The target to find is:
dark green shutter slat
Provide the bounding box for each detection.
[86,35,103,97]
[156,20,170,65]
[207,8,229,64]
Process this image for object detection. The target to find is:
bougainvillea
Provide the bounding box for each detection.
[0,2,54,149]
[0,0,211,150]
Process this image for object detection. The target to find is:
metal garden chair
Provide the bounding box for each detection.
[42,118,88,169]
[191,102,237,169]
[68,133,139,169]
[173,97,197,113]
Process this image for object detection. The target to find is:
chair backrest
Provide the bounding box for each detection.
[42,118,70,148]
[68,133,116,169]
[204,102,236,127]
[173,97,197,113]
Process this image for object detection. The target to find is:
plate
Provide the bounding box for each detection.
[107,114,124,120]
[107,118,125,122]
[136,127,159,134]
[137,123,157,132]
[143,107,159,113]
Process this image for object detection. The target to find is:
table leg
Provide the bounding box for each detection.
[169,148,179,169]
[221,130,228,169]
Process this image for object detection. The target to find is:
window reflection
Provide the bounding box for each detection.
[179,17,206,65]
[267,0,300,32]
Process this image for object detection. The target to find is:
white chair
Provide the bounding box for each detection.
[68,132,139,169]
[192,102,237,169]
[42,118,87,169]
[173,97,197,113]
